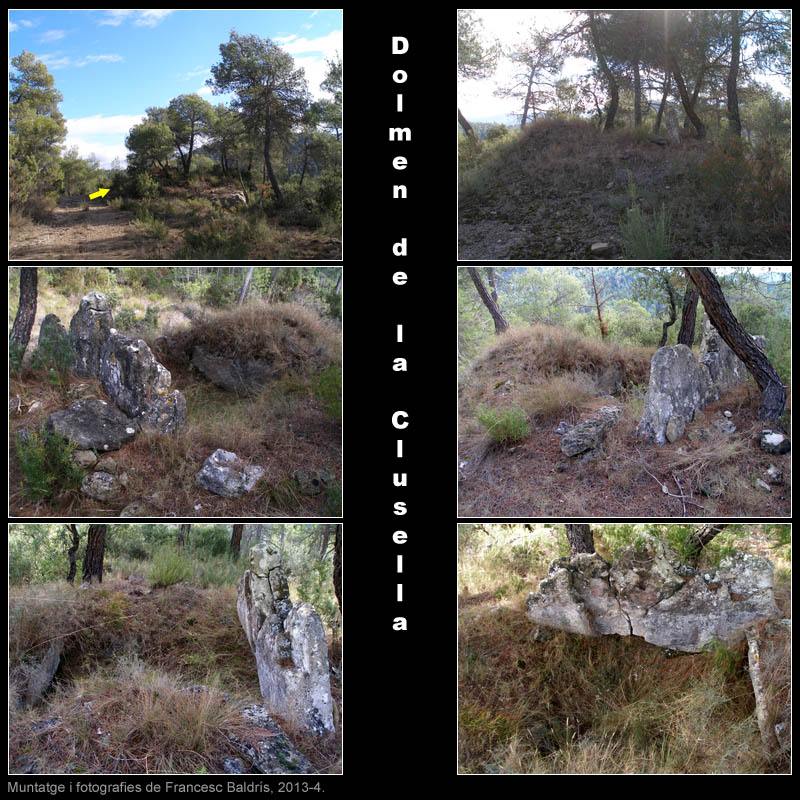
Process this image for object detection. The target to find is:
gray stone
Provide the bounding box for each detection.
[723,410,733,419]
[219,191,247,209]
[554,420,571,435]
[70,291,113,377]
[766,464,784,485]
[72,450,98,469]
[755,478,772,493]
[590,242,612,256]
[713,418,737,435]
[228,705,312,773]
[293,468,334,496]
[99,331,186,434]
[36,314,71,360]
[119,500,152,517]
[527,535,779,653]
[81,471,123,502]
[699,474,727,498]
[237,543,334,736]
[665,414,686,443]
[699,320,766,395]
[196,449,265,498]
[560,405,621,457]
[46,398,137,451]
[222,757,247,774]
[191,346,280,396]
[18,641,63,708]
[95,456,118,474]
[760,430,790,455]
[664,108,681,144]
[637,345,717,445]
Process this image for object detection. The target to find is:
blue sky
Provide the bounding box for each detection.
[9,9,343,166]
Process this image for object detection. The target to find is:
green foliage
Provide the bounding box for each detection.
[30,320,74,401]
[149,546,194,588]
[132,208,169,240]
[621,203,673,259]
[313,364,342,420]
[295,560,339,630]
[180,216,250,260]
[16,431,83,502]
[476,406,530,444]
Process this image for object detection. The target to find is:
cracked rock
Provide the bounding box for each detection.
[560,406,621,457]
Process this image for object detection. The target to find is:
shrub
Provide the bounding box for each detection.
[16,431,84,501]
[130,171,160,199]
[131,209,168,241]
[621,204,673,259]
[523,372,597,420]
[25,194,57,223]
[30,322,75,401]
[476,406,530,444]
[313,364,342,420]
[180,216,250,259]
[149,546,193,588]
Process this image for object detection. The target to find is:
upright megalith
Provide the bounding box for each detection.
[527,534,779,653]
[699,319,767,395]
[99,331,186,434]
[237,543,335,736]
[637,344,717,445]
[70,291,113,377]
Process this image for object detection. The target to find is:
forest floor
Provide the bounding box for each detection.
[10,189,341,261]
[9,284,342,518]
[458,120,790,261]
[458,527,791,774]
[458,327,791,518]
[8,577,342,774]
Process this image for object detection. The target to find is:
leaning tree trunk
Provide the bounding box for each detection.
[231,524,244,560]
[82,524,107,584]
[333,525,342,613]
[66,524,80,584]
[177,523,191,548]
[566,524,595,555]
[677,283,699,347]
[670,56,706,138]
[685,523,729,563]
[458,107,475,138]
[238,267,255,305]
[686,268,786,419]
[726,10,742,137]
[588,12,619,131]
[9,267,38,364]
[654,70,671,133]
[633,60,642,126]
[467,267,509,334]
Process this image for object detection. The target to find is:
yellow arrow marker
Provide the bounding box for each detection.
[88,188,110,200]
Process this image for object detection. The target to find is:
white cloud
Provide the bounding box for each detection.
[67,113,144,136]
[10,21,19,32]
[79,54,123,65]
[11,18,36,31]
[275,29,342,57]
[98,9,174,28]
[39,52,124,69]
[65,113,146,167]
[63,135,130,167]
[39,29,66,43]
[134,9,174,27]
[196,85,213,96]
[181,65,209,80]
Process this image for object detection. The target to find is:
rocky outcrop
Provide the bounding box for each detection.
[228,705,312,773]
[196,449,265,497]
[191,346,279,395]
[237,543,334,736]
[746,619,791,761]
[17,641,63,708]
[560,406,621,457]
[699,320,766,395]
[527,535,779,653]
[70,291,113,377]
[46,398,138,451]
[81,470,126,502]
[637,344,717,445]
[99,331,186,434]
[760,430,790,455]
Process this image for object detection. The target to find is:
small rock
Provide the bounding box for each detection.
[699,474,727,498]
[760,430,790,455]
[294,468,334,496]
[713,418,736,435]
[766,464,784,485]
[73,450,98,469]
[119,500,151,517]
[754,478,772,493]
[81,471,123,502]
[222,757,247,774]
[94,456,118,475]
[554,420,571,436]
[590,242,612,256]
[723,410,733,419]
[665,414,686,443]
[196,449,265,498]
[556,461,569,473]
[27,400,43,414]
[9,395,21,414]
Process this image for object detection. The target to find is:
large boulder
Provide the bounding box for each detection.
[237,543,334,736]
[191,346,279,396]
[196,449,265,497]
[637,344,717,445]
[69,291,113,377]
[699,320,766,395]
[99,331,186,434]
[81,470,125,502]
[46,398,137,451]
[560,406,621,457]
[527,535,779,653]
[228,705,312,774]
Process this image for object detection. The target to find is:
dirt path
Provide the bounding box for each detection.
[9,203,176,260]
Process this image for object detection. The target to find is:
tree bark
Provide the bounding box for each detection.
[590,267,608,339]
[263,125,283,205]
[726,10,742,137]
[686,268,786,419]
[238,267,255,305]
[82,524,107,584]
[66,524,80,584]
[670,56,706,138]
[588,12,619,131]
[458,107,475,138]
[9,267,38,363]
[677,283,699,347]
[685,523,729,562]
[231,524,244,560]
[177,523,191,548]
[566,524,595,555]
[654,70,671,133]
[658,278,677,348]
[467,267,509,334]
[333,525,342,613]
[633,60,642,126]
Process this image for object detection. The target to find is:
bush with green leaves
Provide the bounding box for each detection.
[620,204,673,259]
[149,546,194,588]
[30,320,75,401]
[313,364,342,420]
[16,430,84,502]
[476,405,530,444]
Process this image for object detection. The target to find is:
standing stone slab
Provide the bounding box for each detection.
[560,406,621,457]
[196,449,265,497]
[99,331,186,434]
[70,291,113,377]
[191,346,279,396]
[237,543,334,736]
[637,344,717,445]
[699,320,766,394]
[46,398,137,451]
[664,108,681,144]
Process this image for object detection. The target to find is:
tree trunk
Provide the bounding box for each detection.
[685,523,728,562]
[231,524,244,560]
[521,72,534,128]
[177,523,191,548]
[458,107,475,138]
[333,525,342,613]
[467,268,509,334]
[82,524,107,584]
[590,267,608,339]
[566,524,595,555]
[686,268,786,419]
[658,279,677,347]
[654,70,671,133]
[319,524,334,561]
[670,56,706,138]
[263,130,283,205]
[66,524,80,584]
[677,283,699,347]
[9,267,38,363]
[726,10,742,137]
[633,60,642,126]
[238,267,255,305]
[588,12,619,131]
